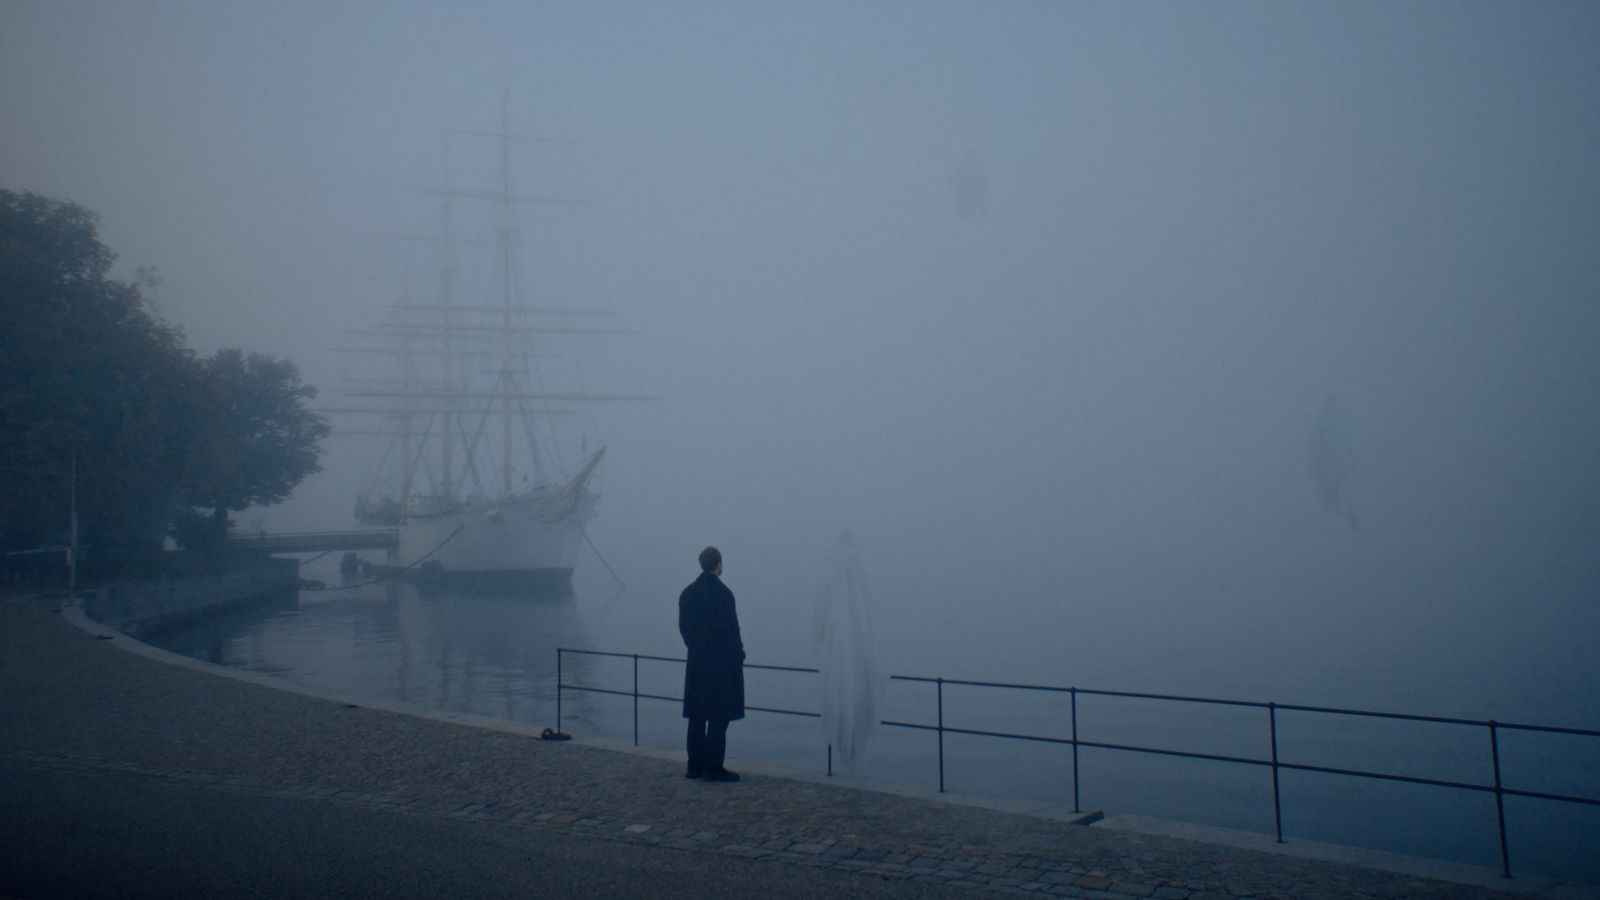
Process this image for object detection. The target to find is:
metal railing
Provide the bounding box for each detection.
[555,646,820,749]
[883,675,1600,879]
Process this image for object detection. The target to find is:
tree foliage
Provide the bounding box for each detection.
[0,188,328,562]
[185,348,330,516]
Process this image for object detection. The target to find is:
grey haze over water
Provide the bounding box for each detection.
[6,2,1598,731]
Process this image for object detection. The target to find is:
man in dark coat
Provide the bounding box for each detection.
[679,545,745,782]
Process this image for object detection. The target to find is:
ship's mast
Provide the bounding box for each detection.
[499,91,517,496]
[397,277,416,503]
[437,138,456,504]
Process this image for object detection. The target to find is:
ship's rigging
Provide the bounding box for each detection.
[330,96,645,528]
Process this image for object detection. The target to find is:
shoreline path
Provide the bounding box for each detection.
[0,594,1571,899]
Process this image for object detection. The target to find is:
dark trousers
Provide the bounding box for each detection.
[686,717,730,773]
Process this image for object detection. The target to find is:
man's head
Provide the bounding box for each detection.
[698,546,722,574]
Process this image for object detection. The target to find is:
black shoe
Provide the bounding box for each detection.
[701,768,740,783]
[685,769,703,780]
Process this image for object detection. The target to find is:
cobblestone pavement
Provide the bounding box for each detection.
[0,595,1530,899]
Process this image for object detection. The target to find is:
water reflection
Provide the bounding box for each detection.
[147,590,300,668]
[149,571,603,729]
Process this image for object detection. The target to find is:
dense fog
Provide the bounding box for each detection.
[5,2,1597,721]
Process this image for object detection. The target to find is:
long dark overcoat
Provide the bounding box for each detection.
[679,571,745,721]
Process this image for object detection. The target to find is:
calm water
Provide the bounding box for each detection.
[147,554,1600,885]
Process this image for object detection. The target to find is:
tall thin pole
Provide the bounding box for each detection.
[68,453,78,593]
[1070,687,1080,813]
[937,678,945,793]
[1270,703,1283,843]
[437,137,456,504]
[399,321,416,502]
[1490,721,1511,878]
[499,90,515,496]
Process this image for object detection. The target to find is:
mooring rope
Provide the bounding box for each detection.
[575,521,625,590]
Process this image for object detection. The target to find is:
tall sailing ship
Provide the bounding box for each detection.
[333,104,638,592]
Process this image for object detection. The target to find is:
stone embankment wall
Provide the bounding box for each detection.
[83,555,299,638]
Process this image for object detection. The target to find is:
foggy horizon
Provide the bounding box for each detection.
[5,2,1598,720]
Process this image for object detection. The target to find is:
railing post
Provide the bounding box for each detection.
[1490,721,1511,878]
[1070,687,1081,813]
[632,653,640,747]
[937,677,946,793]
[556,648,563,734]
[1269,702,1283,843]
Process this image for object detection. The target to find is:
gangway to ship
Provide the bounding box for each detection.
[224,530,397,555]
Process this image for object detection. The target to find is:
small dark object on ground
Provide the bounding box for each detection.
[540,728,571,741]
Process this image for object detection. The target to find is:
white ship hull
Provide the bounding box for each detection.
[368,450,603,593]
